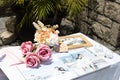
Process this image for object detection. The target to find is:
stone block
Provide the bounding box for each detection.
[117,33,120,47]
[0,17,9,32]
[95,0,105,14]
[92,22,111,40]
[104,1,120,23]
[0,31,16,45]
[88,0,99,10]
[59,18,75,36]
[116,0,120,4]
[76,21,92,35]
[97,15,112,28]
[5,16,16,32]
[110,22,120,46]
[88,10,98,21]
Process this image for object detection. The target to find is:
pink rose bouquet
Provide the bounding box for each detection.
[20,41,52,68]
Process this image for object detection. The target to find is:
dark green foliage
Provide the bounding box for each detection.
[6,0,88,30]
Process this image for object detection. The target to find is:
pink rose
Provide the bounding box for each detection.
[36,44,52,61]
[20,41,34,55]
[25,52,40,68]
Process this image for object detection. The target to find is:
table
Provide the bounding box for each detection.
[0,33,120,80]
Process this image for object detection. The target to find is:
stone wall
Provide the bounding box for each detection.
[75,0,120,48]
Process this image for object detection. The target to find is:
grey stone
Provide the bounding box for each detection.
[88,0,99,10]
[76,21,92,35]
[0,31,16,45]
[0,17,9,24]
[92,22,111,40]
[93,36,116,50]
[95,0,105,14]
[88,10,98,21]
[104,2,120,23]
[118,32,120,47]
[97,15,112,28]
[110,22,120,46]
[60,18,75,35]
[114,50,120,55]
[60,18,74,27]
[0,39,3,46]
[116,0,120,4]
[0,17,9,33]
[0,28,6,34]
[5,16,16,32]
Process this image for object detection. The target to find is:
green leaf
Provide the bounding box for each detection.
[67,0,88,17]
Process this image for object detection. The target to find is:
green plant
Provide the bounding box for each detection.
[0,0,5,5]
[9,0,88,31]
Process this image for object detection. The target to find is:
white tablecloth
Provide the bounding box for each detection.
[74,62,120,80]
[74,33,120,80]
[0,33,120,80]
